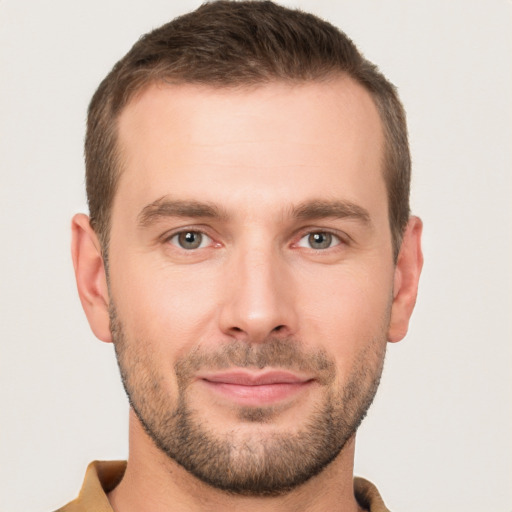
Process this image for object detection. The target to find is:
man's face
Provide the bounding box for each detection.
[107,78,394,494]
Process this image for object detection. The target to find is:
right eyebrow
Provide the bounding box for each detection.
[137,197,228,228]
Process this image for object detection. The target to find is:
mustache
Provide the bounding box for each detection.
[174,337,336,386]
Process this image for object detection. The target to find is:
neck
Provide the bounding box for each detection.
[108,410,363,512]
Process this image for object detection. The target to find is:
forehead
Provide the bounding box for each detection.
[114,78,386,220]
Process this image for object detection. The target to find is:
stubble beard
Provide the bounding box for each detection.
[110,304,387,496]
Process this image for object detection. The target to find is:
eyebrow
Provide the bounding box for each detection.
[137,197,228,227]
[137,196,371,228]
[291,199,371,225]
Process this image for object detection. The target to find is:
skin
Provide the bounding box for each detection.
[72,77,423,512]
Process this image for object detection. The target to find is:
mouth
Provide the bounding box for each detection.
[197,370,316,406]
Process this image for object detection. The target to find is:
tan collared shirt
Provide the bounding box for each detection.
[56,460,390,512]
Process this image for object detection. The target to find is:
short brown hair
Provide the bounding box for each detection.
[85,0,410,261]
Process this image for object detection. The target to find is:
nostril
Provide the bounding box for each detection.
[272,325,285,333]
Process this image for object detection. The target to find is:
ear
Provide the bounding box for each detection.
[388,216,423,343]
[71,213,112,343]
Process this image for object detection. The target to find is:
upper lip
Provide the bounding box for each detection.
[199,370,313,386]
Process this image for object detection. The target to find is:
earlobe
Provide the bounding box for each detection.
[387,216,423,343]
[71,213,112,343]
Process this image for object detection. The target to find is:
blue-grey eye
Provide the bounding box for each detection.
[297,232,340,249]
[170,231,211,250]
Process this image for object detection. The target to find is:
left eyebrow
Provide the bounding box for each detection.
[137,196,229,228]
[291,199,371,225]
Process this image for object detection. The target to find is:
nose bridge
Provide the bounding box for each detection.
[219,231,296,341]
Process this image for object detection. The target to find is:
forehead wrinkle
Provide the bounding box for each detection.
[137,196,229,228]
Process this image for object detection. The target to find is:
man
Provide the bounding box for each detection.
[61,1,423,510]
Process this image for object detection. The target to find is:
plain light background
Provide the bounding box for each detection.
[1,1,511,510]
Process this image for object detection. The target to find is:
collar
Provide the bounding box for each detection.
[56,460,390,512]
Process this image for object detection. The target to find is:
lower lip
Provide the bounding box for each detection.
[201,380,312,406]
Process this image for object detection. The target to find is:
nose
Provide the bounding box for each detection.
[218,241,298,343]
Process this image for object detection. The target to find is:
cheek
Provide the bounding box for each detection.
[109,257,222,356]
[296,264,393,358]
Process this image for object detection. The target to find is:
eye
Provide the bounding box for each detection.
[169,231,212,250]
[297,231,341,250]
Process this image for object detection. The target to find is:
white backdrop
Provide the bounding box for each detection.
[1,1,511,510]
